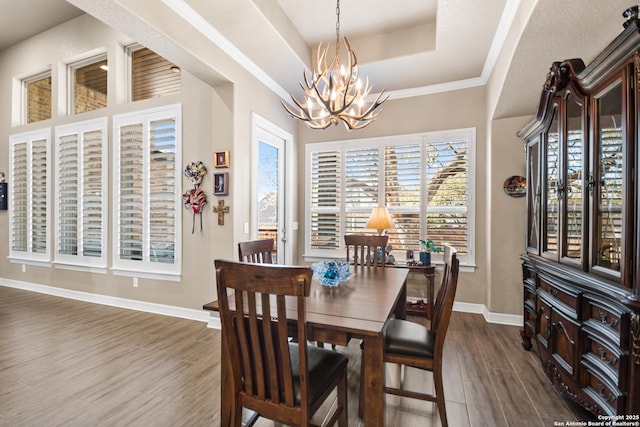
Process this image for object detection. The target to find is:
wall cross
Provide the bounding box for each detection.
[212,200,230,225]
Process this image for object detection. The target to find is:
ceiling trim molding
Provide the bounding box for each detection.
[162,0,519,103]
[161,0,290,100]
[481,0,521,81]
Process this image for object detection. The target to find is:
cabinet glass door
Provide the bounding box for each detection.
[594,81,623,274]
[543,106,560,256]
[527,138,540,252]
[563,92,584,262]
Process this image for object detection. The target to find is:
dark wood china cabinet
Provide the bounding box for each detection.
[518,7,640,416]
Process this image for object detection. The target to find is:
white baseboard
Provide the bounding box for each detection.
[453,301,523,326]
[0,278,520,329]
[0,277,212,324]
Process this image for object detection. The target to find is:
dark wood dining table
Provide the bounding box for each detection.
[203,264,409,427]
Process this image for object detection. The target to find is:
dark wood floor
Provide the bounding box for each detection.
[0,285,592,426]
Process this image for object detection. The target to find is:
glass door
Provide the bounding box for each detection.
[543,105,560,258]
[593,80,624,278]
[562,91,585,265]
[252,117,290,264]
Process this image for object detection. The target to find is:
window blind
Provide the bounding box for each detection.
[113,104,181,278]
[55,118,107,267]
[9,129,51,263]
[305,129,474,264]
[309,150,341,250]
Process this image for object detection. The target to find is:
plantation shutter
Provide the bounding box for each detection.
[426,138,469,256]
[31,139,48,254]
[345,147,378,232]
[114,104,181,278]
[305,129,474,264]
[384,143,422,250]
[309,150,341,251]
[148,117,176,264]
[119,123,144,262]
[55,118,107,267]
[11,142,28,252]
[9,129,50,263]
[58,133,79,255]
[82,128,105,258]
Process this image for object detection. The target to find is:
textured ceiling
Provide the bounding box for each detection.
[2,0,637,120]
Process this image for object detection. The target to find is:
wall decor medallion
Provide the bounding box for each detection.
[503,175,526,198]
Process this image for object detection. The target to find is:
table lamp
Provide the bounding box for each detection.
[366,206,394,235]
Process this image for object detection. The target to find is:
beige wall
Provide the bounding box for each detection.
[0,12,531,319]
[295,86,491,308]
[0,15,296,311]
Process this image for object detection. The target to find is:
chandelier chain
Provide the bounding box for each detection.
[335,0,341,57]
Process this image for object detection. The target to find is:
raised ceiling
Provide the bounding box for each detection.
[2,0,636,119]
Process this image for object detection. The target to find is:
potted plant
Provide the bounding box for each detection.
[419,239,440,265]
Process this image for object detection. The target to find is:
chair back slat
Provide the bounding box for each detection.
[238,239,275,264]
[215,260,311,414]
[345,234,389,267]
[431,245,459,351]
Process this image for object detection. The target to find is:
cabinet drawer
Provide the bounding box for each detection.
[582,355,626,416]
[539,279,581,317]
[585,298,625,346]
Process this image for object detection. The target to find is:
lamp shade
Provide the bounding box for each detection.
[366,207,394,235]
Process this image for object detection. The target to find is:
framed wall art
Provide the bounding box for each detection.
[214,150,230,168]
[213,172,229,196]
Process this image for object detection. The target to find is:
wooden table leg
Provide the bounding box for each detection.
[362,334,385,426]
[394,281,407,320]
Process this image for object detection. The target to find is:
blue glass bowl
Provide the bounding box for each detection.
[311,260,352,287]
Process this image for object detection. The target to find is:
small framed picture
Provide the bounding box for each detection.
[406,249,414,261]
[214,150,230,168]
[213,172,229,196]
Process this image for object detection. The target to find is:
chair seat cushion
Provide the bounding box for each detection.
[290,342,348,406]
[384,318,434,358]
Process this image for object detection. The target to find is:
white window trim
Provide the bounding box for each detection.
[303,128,476,269]
[112,103,182,281]
[9,128,52,265]
[21,70,52,125]
[54,117,109,271]
[67,52,108,115]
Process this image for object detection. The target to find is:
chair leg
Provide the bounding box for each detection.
[337,371,348,427]
[433,370,448,427]
[358,350,364,418]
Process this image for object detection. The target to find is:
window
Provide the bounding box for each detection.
[24,72,52,124]
[127,45,181,101]
[70,55,108,114]
[9,129,51,264]
[54,117,108,269]
[113,104,182,279]
[305,129,475,266]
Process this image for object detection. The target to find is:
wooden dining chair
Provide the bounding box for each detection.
[238,238,274,264]
[215,260,349,427]
[372,245,459,427]
[345,234,389,267]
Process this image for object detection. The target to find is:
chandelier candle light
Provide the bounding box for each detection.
[281,0,388,130]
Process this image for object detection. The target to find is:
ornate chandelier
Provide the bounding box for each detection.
[281,0,387,130]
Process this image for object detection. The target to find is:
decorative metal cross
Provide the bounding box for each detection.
[212,200,229,225]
